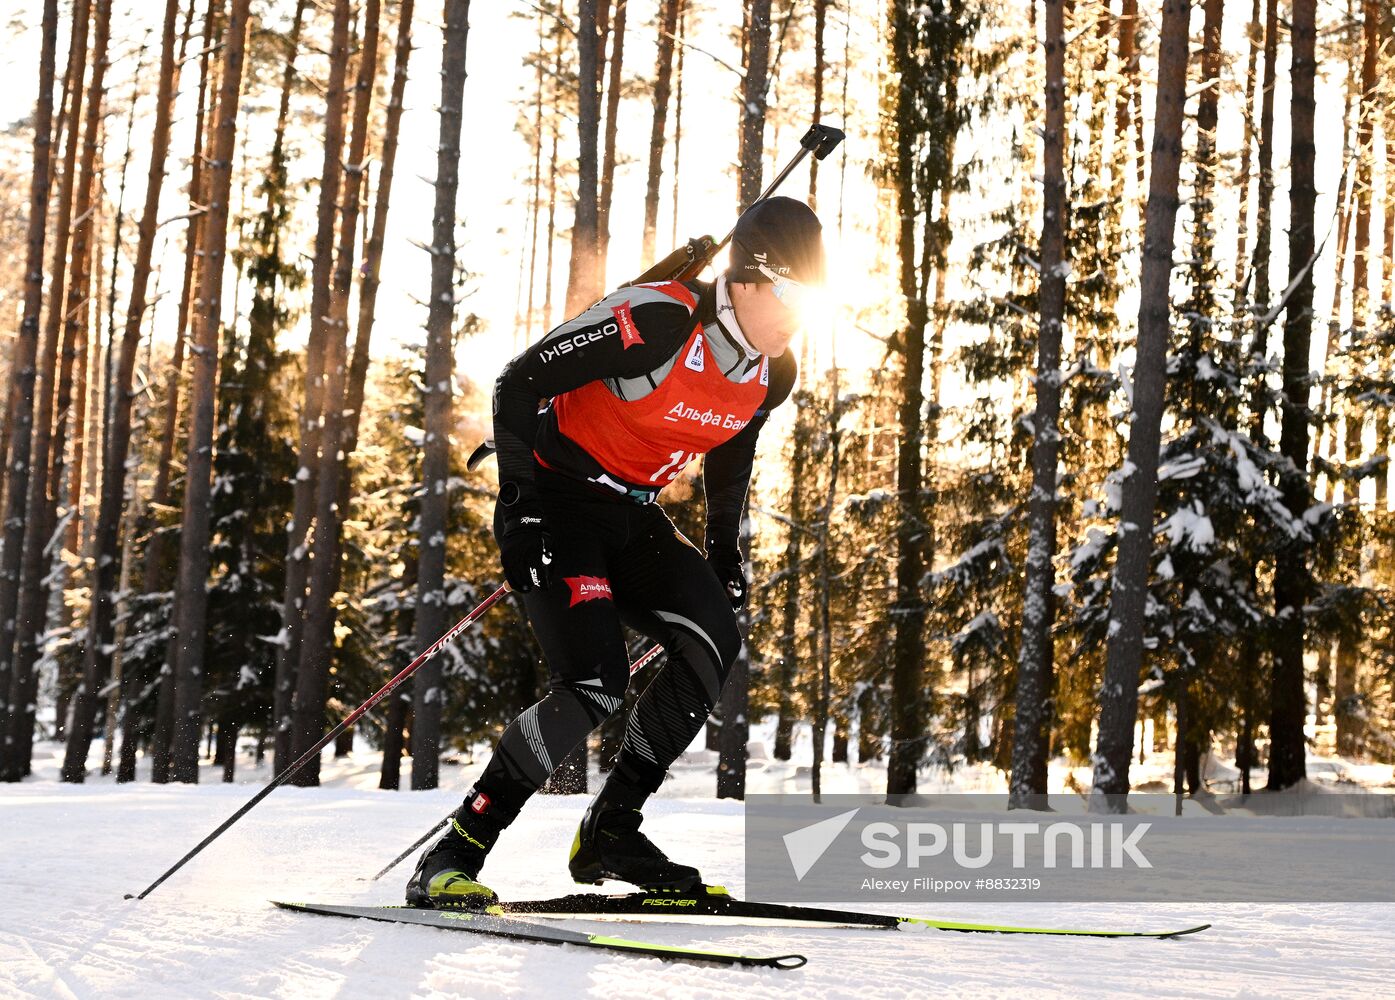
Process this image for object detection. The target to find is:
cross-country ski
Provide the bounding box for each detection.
[488,885,1212,938]
[272,900,808,969]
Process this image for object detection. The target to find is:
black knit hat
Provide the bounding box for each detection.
[725,196,826,286]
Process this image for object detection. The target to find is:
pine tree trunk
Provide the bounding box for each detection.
[736,0,771,212]
[293,0,382,786]
[274,0,353,776]
[595,0,612,91]
[1338,0,1381,503]
[564,0,602,316]
[773,385,805,763]
[0,0,61,752]
[807,0,827,207]
[1172,679,1188,798]
[107,468,143,778]
[2,0,109,782]
[334,725,353,757]
[857,686,881,762]
[596,0,626,266]
[168,0,254,785]
[542,37,561,330]
[1248,0,1278,427]
[1334,628,1361,754]
[220,721,240,781]
[1314,635,1332,727]
[1267,0,1316,791]
[1193,0,1224,287]
[149,0,222,784]
[108,301,170,779]
[1327,0,1382,758]
[810,397,842,800]
[640,0,680,264]
[523,10,545,342]
[379,554,416,790]
[62,0,184,783]
[379,686,410,790]
[1231,0,1261,295]
[832,712,849,764]
[668,1,685,249]
[65,96,117,592]
[41,4,82,245]
[1114,0,1143,192]
[143,0,221,602]
[332,0,415,600]
[340,0,414,519]
[1351,0,1380,331]
[1089,0,1191,807]
[213,719,232,767]
[1010,0,1067,810]
[884,2,931,799]
[1315,14,1358,498]
[411,0,471,792]
[57,105,115,738]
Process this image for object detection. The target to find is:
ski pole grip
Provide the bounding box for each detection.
[802,123,845,160]
[466,438,496,471]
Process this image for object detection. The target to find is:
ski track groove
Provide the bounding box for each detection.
[0,931,81,1000]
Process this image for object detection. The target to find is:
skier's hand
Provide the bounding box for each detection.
[498,487,553,592]
[706,544,747,611]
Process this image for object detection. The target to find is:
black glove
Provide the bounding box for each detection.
[498,483,552,592]
[706,543,747,611]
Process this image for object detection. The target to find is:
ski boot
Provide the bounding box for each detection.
[405,788,508,909]
[568,780,702,892]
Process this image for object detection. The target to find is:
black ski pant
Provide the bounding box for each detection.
[475,469,742,823]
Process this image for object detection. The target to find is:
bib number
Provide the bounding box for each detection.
[650,450,698,483]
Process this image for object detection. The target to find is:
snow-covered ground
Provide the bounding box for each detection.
[3,731,1393,999]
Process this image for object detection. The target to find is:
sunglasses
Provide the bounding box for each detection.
[756,262,807,310]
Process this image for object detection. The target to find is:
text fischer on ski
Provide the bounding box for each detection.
[406,198,825,908]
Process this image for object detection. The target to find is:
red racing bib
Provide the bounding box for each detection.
[548,283,769,495]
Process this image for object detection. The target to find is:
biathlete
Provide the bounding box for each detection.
[406,196,825,908]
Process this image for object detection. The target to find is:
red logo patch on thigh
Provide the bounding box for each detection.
[565,575,613,607]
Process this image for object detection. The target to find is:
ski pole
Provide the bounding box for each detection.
[126,583,513,902]
[713,122,844,252]
[364,814,453,882]
[364,639,670,882]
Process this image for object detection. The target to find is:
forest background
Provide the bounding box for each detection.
[0,0,1391,811]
